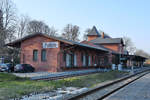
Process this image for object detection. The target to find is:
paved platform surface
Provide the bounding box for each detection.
[104,72,150,100]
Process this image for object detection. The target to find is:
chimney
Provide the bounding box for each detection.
[102,32,105,38]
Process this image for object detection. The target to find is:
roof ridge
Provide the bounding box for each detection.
[87,26,101,36]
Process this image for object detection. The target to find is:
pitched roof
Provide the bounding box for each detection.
[129,55,147,60]
[81,41,119,54]
[6,33,109,52]
[87,26,111,38]
[89,37,123,44]
[87,26,101,36]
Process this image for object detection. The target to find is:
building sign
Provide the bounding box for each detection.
[120,58,126,61]
[42,42,58,48]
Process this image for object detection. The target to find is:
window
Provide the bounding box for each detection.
[86,54,88,66]
[104,56,108,65]
[66,53,71,67]
[92,55,94,65]
[83,54,86,66]
[99,58,102,65]
[74,54,77,66]
[33,50,38,61]
[88,56,91,66]
[41,49,46,61]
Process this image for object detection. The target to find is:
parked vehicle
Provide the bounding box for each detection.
[0,63,14,72]
[14,64,35,73]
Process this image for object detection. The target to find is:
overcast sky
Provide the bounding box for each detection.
[12,0,150,53]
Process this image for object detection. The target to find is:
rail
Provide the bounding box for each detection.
[66,68,150,100]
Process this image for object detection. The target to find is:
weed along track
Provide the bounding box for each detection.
[30,69,110,80]
[66,69,150,100]
[0,70,129,100]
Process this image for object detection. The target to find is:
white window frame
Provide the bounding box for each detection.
[74,54,77,66]
[88,56,91,66]
[66,54,71,67]
[83,54,86,66]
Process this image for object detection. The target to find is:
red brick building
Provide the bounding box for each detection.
[6,26,146,72]
[86,26,125,65]
[87,26,124,53]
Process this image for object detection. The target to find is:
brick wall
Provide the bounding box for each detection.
[87,36,99,41]
[20,35,60,72]
[20,35,113,72]
[58,46,112,70]
[100,44,124,54]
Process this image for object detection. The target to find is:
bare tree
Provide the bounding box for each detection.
[62,24,80,41]
[0,10,4,47]
[48,26,58,36]
[0,0,18,65]
[0,10,3,28]
[16,15,30,38]
[26,20,58,36]
[0,0,16,29]
[0,0,17,50]
[135,49,150,58]
[43,26,58,36]
[83,28,91,41]
[27,20,44,34]
[123,37,136,55]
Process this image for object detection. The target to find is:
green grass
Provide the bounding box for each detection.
[0,73,28,82]
[0,71,128,100]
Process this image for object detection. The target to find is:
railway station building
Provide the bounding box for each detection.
[6,26,146,72]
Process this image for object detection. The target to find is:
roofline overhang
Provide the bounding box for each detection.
[5,33,74,48]
[5,33,108,52]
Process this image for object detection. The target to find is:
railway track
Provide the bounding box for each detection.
[31,68,149,81]
[31,70,110,80]
[65,69,150,100]
[36,72,101,81]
